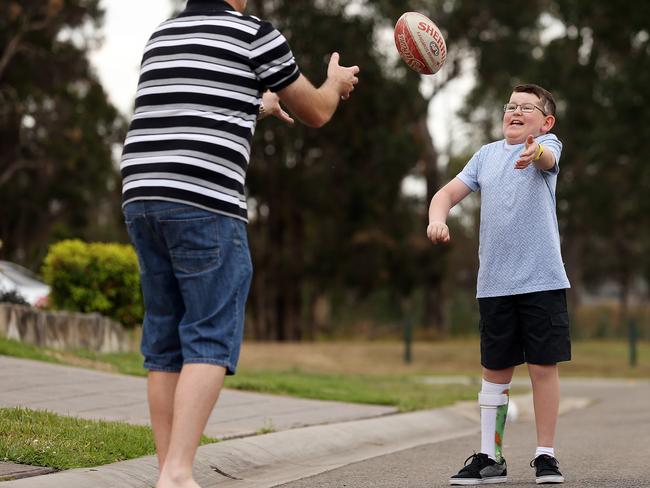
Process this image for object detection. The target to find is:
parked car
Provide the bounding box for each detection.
[0,261,50,306]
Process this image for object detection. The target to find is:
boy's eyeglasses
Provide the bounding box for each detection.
[503,103,547,115]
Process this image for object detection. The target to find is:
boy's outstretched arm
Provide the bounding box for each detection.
[427,177,472,244]
[515,134,556,171]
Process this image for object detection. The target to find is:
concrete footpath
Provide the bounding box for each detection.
[0,356,396,440]
[0,355,614,487]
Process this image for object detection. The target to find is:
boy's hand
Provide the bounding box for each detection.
[427,222,450,244]
[515,134,539,169]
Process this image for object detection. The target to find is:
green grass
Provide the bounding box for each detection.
[225,370,482,412]
[0,337,63,365]
[73,349,147,377]
[255,419,276,435]
[0,407,216,469]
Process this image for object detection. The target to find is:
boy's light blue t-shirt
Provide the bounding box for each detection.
[457,133,570,298]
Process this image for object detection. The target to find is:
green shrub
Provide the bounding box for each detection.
[42,240,143,328]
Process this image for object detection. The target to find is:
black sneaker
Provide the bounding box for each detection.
[531,454,565,484]
[449,452,507,485]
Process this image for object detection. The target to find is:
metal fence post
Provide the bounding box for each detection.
[404,314,412,364]
[628,318,638,368]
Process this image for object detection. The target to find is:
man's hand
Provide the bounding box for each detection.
[260,91,294,125]
[275,53,359,127]
[427,221,450,244]
[515,134,539,169]
[327,52,359,100]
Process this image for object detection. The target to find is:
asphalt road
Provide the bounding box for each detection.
[277,379,650,488]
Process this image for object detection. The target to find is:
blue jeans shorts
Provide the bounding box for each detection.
[124,200,252,374]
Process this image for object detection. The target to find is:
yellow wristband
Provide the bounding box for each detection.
[533,143,544,161]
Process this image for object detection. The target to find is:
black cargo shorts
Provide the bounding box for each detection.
[478,289,571,370]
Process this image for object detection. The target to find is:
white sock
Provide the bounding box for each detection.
[535,446,555,459]
[480,379,510,460]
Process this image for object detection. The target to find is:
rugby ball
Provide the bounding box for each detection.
[394,12,447,75]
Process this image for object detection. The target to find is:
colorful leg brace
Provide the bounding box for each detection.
[479,389,510,462]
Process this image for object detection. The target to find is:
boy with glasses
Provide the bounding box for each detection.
[427,84,569,485]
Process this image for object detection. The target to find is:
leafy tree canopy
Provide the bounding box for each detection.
[0,0,125,266]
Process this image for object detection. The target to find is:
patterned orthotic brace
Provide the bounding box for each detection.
[478,389,510,462]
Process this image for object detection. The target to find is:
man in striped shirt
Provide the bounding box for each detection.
[120,1,359,487]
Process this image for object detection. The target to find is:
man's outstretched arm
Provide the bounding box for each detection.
[277,52,359,128]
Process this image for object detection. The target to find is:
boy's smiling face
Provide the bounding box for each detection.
[502,91,555,145]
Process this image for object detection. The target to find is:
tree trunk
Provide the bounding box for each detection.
[414,114,447,334]
[563,229,583,311]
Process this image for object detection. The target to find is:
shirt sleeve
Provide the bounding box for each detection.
[538,133,563,175]
[250,21,300,92]
[456,148,483,192]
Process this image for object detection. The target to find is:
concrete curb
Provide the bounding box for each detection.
[2,395,591,488]
[0,463,56,482]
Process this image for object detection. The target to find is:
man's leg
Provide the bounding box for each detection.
[148,371,180,467]
[152,210,251,487]
[124,202,186,473]
[156,364,226,488]
[527,363,560,447]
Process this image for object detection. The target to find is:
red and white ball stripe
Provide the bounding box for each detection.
[394,12,447,75]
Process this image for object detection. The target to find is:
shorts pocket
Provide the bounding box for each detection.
[161,215,221,274]
[550,311,571,360]
[551,311,570,331]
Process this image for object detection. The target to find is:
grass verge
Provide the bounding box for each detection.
[2,337,648,413]
[227,370,483,412]
[0,407,216,469]
[0,337,63,365]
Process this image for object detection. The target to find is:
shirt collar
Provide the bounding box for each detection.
[184,0,234,13]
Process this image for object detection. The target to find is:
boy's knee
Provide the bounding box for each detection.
[527,363,558,379]
[483,366,515,384]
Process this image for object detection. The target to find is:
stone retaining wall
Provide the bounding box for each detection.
[0,304,129,353]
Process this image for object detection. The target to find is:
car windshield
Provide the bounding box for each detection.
[0,261,45,287]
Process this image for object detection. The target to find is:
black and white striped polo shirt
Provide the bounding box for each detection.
[120,0,300,221]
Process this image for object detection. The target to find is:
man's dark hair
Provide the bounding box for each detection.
[513,83,556,116]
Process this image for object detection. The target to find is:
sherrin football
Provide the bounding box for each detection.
[394,12,447,75]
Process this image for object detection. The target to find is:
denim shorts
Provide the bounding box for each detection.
[123,200,252,374]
